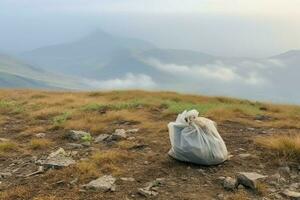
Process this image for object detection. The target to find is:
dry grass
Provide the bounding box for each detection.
[33,196,58,200]
[0,185,32,200]
[2,89,300,129]
[91,150,131,164]
[29,139,53,150]
[228,190,249,200]
[76,161,100,179]
[89,150,132,175]
[256,135,300,161]
[255,182,268,196]
[116,140,137,149]
[0,141,17,153]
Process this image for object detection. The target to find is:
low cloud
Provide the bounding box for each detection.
[143,58,267,85]
[83,73,156,90]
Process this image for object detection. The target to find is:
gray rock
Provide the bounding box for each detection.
[138,178,164,197]
[40,148,75,169]
[83,175,116,192]
[82,142,91,147]
[126,128,139,133]
[67,143,83,149]
[127,136,136,140]
[35,133,46,138]
[281,189,300,199]
[238,153,251,158]
[120,177,135,182]
[94,134,110,143]
[0,172,12,179]
[223,177,237,190]
[237,172,267,189]
[67,130,91,141]
[217,193,225,200]
[138,188,158,197]
[111,129,127,140]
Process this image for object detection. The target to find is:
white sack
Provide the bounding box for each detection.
[168,110,228,165]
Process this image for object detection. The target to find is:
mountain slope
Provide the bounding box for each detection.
[0,54,88,89]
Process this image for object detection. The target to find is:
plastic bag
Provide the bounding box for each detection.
[168,110,228,165]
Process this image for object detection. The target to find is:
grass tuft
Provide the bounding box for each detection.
[29,139,53,150]
[52,111,71,126]
[0,141,17,153]
[256,135,300,161]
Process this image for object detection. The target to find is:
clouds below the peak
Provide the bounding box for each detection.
[83,73,156,90]
[143,58,267,86]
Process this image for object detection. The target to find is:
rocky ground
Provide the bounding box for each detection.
[0,90,299,200]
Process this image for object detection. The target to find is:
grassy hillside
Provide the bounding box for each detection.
[0,90,299,199]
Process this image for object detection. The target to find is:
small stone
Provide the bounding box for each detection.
[255,115,271,121]
[127,137,136,140]
[67,143,83,149]
[237,172,267,189]
[82,142,91,147]
[40,148,75,169]
[238,153,251,158]
[0,172,12,179]
[126,128,139,133]
[247,127,255,131]
[67,130,91,141]
[70,178,78,185]
[138,188,158,197]
[217,193,225,200]
[94,134,110,143]
[223,177,237,190]
[281,189,300,199]
[198,169,206,175]
[120,177,135,182]
[144,161,149,165]
[35,133,46,138]
[237,184,245,189]
[83,175,116,192]
[111,129,127,140]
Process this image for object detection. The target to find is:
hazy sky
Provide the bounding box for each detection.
[1,0,300,57]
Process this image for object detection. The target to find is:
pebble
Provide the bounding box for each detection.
[83,175,116,192]
[223,177,237,190]
[281,189,300,199]
[35,133,46,138]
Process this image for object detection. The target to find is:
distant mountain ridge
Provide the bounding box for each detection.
[21,30,156,78]
[1,30,299,103]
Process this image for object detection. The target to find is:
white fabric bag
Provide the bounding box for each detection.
[168,110,228,165]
